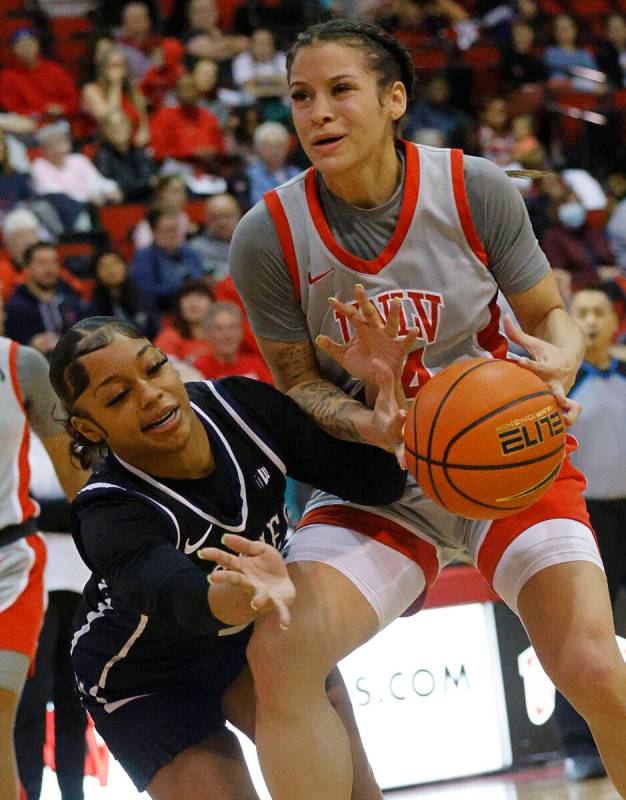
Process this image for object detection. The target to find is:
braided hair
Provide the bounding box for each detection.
[49,317,144,468]
[286,20,416,136]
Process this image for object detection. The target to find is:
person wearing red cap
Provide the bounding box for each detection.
[0,29,79,121]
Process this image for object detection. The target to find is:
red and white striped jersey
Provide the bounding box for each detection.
[265,142,509,399]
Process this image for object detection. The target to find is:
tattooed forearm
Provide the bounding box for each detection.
[288,380,367,444]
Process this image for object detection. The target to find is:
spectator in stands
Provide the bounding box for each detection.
[541,192,616,289]
[182,0,249,64]
[552,284,626,784]
[193,301,272,381]
[478,96,515,166]
[597,14,626,90]
[149,73,226,168]
[188,193,241,280]
[140,38,185,110]
[81,45,150,147]
[0,125,31,173]
[0,28,79,122]
[133,174,193,249]
[32,121,123,210]
[0,209,47,301]
[404,74,473,149]
[0,130,32,219]
[117,1,163,81]
[515,0,551,44]
[607,195,626,273]
[192,58,236,126]
[247,122,299,206]
[86,249,157,338]
[232,29,289,121]
[543,14,604,94]
[130,208,204,312]
[154,278,215,363]
[4,242,82,355]
[501,20,547,89]
[94,109,157,202]
[511,113,545,168]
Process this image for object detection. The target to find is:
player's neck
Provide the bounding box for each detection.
[322,143,401,209]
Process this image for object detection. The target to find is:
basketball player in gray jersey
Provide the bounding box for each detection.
[229,20,626,800]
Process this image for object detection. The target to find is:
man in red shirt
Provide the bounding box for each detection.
[149,73,225,166]
[193,301,272,382]
[0,29,79,121]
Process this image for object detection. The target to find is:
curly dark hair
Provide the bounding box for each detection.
[286,19,416,135]
[49,317,144,468]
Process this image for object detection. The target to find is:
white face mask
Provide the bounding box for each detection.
[558,201,586,229]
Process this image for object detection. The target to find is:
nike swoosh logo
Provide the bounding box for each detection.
[184,525,213,555]
[307,267,334,285]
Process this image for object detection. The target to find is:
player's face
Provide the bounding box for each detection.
[289,43,406,181]
[570,290,618,353]
[72,335,197,463]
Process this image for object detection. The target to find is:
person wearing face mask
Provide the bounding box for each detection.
[540,194,616,290]
[551,284,626,782]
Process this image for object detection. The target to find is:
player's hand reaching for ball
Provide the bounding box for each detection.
[503,316,582,426]
[199,534,295,629]
[317,284,420,388]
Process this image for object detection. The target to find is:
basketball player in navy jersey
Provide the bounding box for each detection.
[48,315,407,799]
[228,19,626,800]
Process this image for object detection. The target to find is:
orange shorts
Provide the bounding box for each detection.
[0,534,46,660]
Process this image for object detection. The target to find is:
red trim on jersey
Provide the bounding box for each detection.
[303,141,421,276]
[297,504,440,587]
[0,534,46,660]
[476,293,509,360]
[264,190,301,302]
[450,148,488,267]
[477,435,593,588]
[8,341,35,521]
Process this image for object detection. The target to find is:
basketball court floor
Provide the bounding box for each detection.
[40,761,619,799]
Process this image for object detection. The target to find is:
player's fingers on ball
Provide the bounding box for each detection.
[250,587,270,612]
[209,569,244,586]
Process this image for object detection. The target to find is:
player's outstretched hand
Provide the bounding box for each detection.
[199,534,295,629]
[317,284,420,384]
[371,358,408,468]
[503,316,582,426]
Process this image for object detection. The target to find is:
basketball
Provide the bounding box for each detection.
[404,358,566,519]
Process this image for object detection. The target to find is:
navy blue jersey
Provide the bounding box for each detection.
[71,377,406,706]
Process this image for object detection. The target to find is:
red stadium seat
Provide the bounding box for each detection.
[551,91,602,149]
[570,0,612,20]
[463,43,502,99]
[411,48,450,73]
[49,17,93,72]
[186,198,207,225]
[100,204,146,260]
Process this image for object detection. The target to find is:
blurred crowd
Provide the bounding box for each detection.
[0,0,625,376]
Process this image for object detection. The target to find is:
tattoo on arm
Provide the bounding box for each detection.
[288,380,366,444]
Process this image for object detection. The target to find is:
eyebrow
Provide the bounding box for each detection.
[290,73,356,87]
[93,343,154,394]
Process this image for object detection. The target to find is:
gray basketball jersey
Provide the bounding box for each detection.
[265,142,508,401]
[265,143,514,555]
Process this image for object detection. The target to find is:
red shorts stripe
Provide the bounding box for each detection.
[298,504,440,588]
[0,535,46,660]
[477,435,592,588]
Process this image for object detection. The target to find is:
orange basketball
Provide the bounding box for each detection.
[404,358,566,519]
